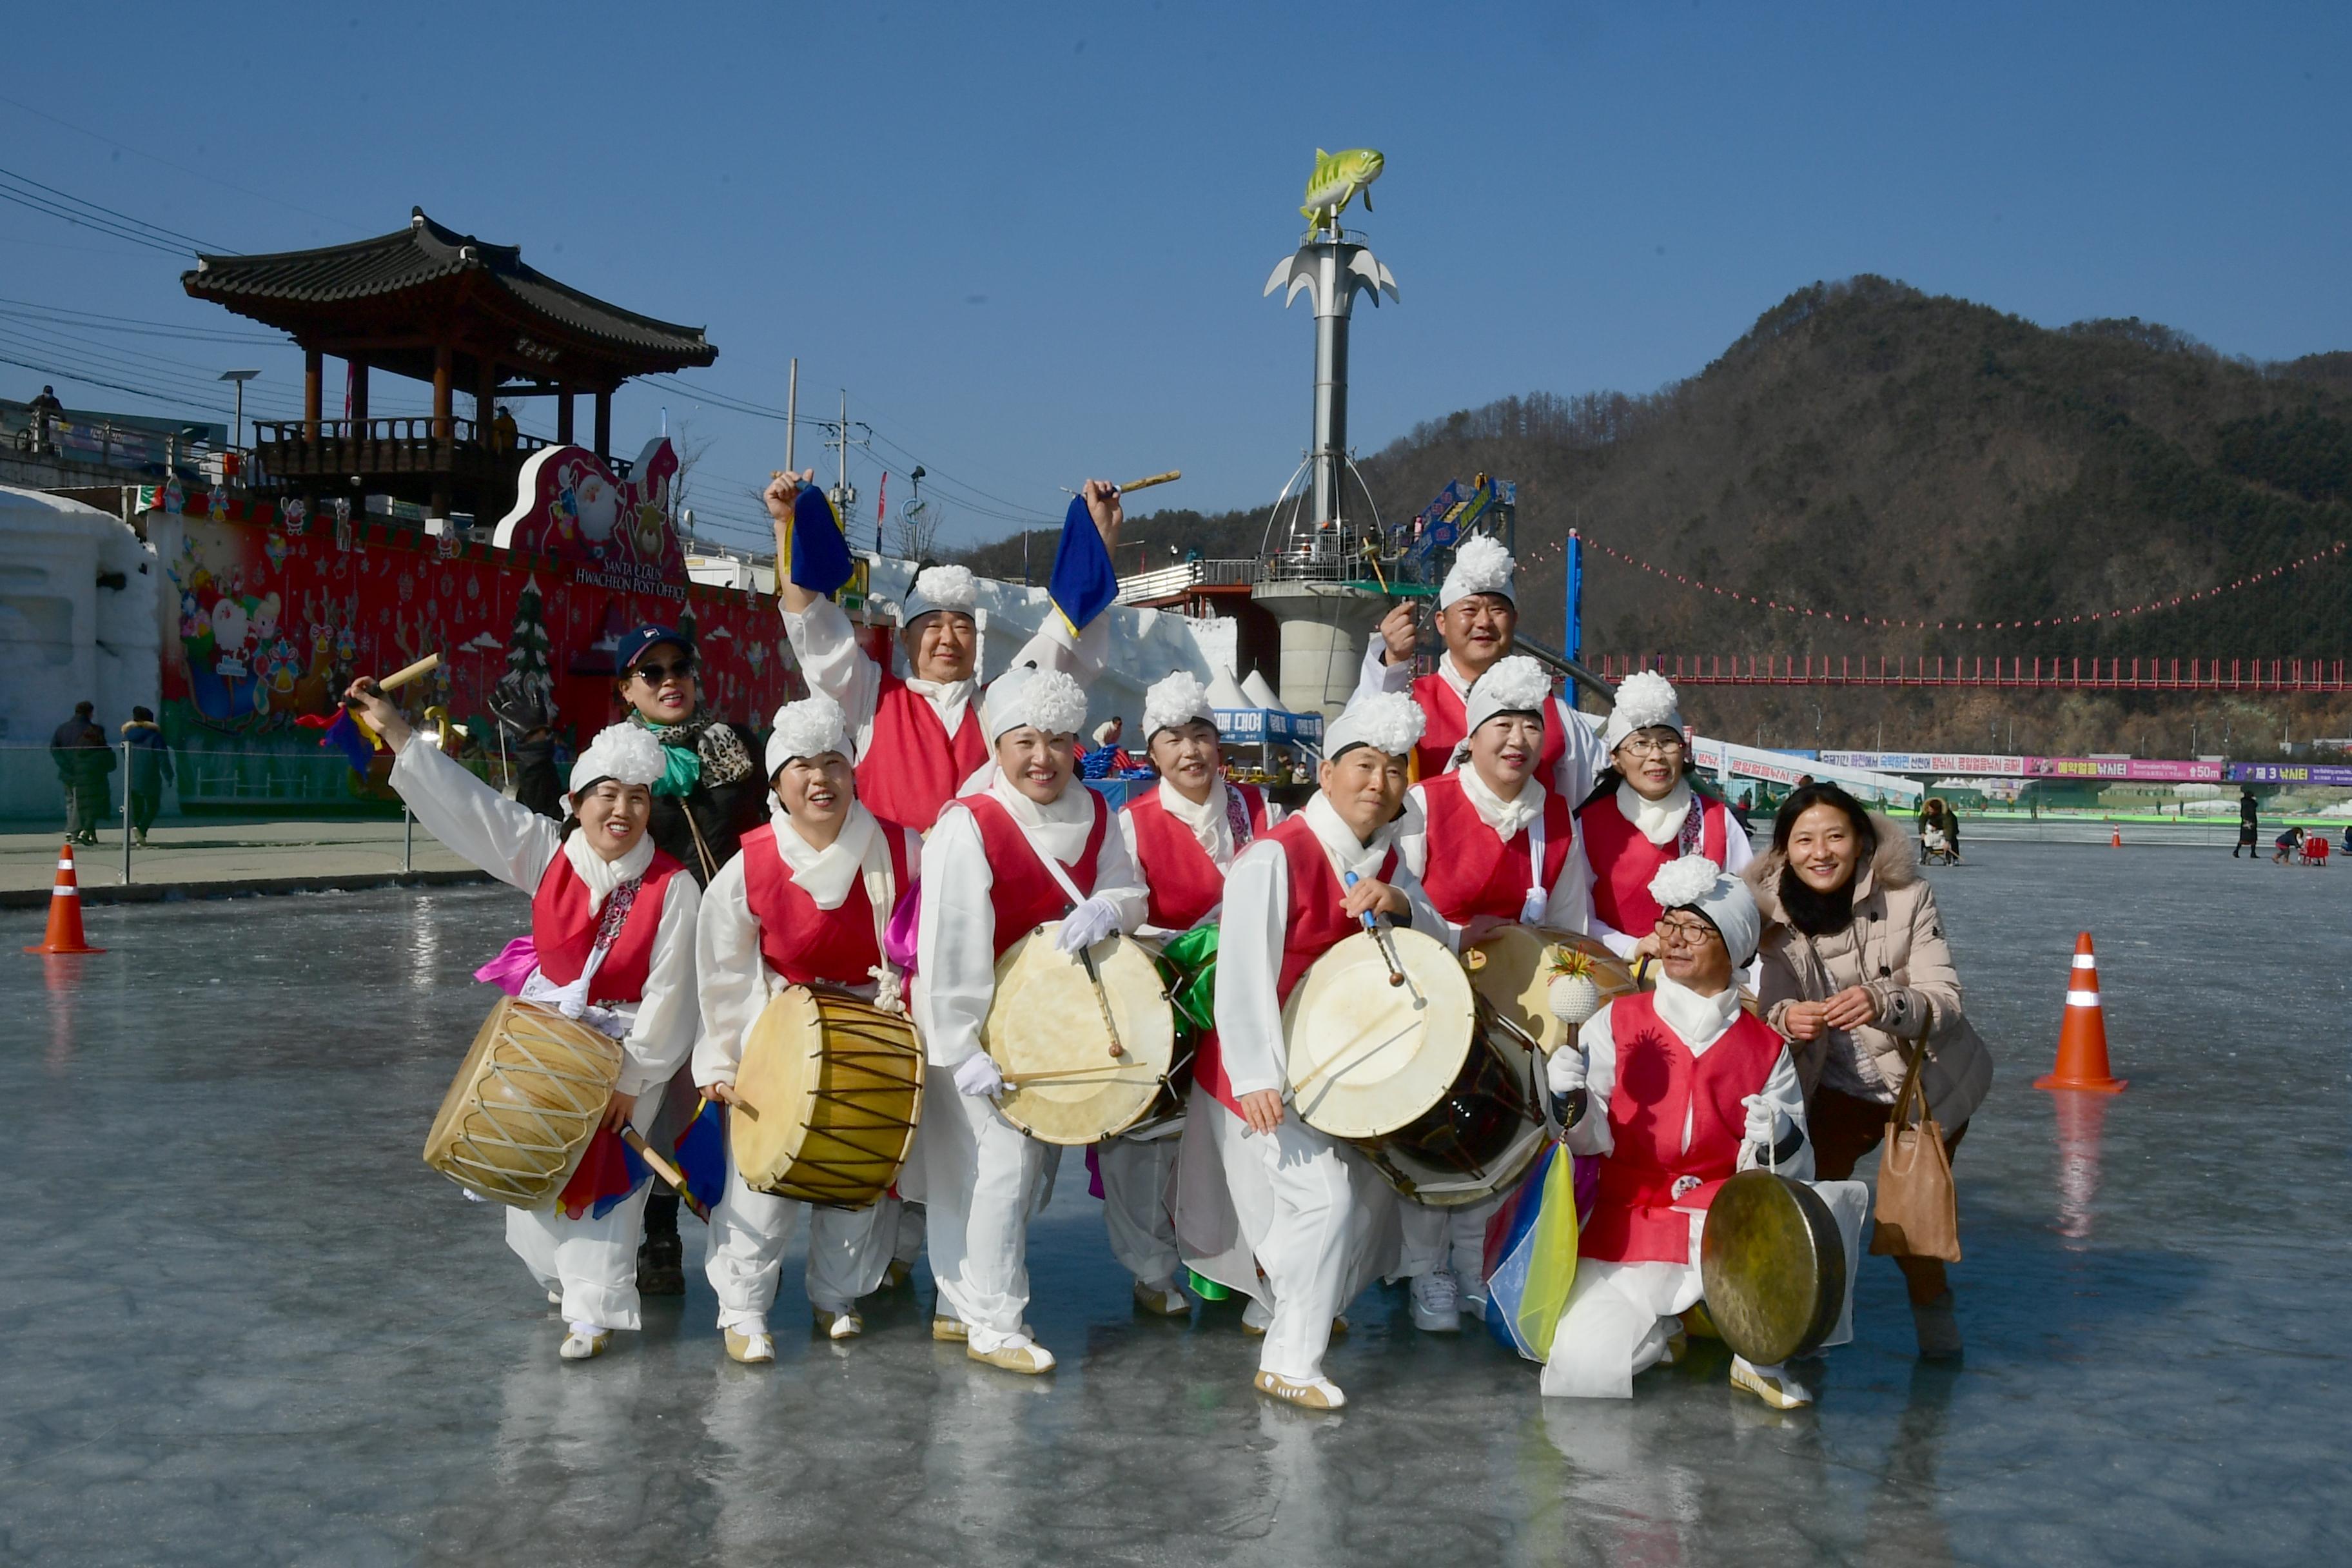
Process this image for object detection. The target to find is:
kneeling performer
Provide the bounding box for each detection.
[1541,856,1814,1406]
[913,665,1147,1374]
[360,684,699,1362]
[694,695,919,1360]
[1212,691,1438,1410]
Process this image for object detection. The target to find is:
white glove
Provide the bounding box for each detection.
[1055,896,1122,954]
[1741,1093,1778,1150]
[954,1053,1004,1098]
[1546,1046,1589,1097]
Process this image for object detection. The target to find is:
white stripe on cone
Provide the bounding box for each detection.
[2066,989,2101,1006]
[56,860,73,872]
[2072,954,2097,969]
[51,886,74,897]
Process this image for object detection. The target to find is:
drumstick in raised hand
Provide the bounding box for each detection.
[1343,872,1407,987]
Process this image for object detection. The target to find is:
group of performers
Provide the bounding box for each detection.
[362,481,1954,1413]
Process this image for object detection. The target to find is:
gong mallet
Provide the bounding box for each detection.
[1342,871,1406,987]
[1075,938,1126,1059]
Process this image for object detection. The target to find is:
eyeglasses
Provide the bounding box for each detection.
[631,659,696,684]
[1653,916,1720,948]
[1619,735,1685,758]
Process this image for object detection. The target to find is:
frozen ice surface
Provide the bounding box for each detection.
[0,839,2346,1567]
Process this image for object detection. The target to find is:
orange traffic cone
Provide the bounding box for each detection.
[2035,932,2123,1092]
[23,841,104,956]
[2110,825,2122,848]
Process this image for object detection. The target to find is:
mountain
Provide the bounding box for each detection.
[962,277,2352,755]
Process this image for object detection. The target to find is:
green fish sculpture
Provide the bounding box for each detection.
[1301,147,1384,234]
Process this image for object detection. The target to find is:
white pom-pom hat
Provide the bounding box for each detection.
[1647,852,1759,967]
[1464,655,1554,737]
[900,564,977,627]
[984,665,1089,744]
[765,694,852,776]
[1603,669,1685,753]
[1324,690,1426,761]
[1438,534,1516,611]
[569,723,668,799]
[1142,670,1217,741]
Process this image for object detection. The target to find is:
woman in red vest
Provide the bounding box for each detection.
[1208,691,1438,1410]
[1392,655,1591,1333]
[1542,856,1865,1407]
[908,665,1148,1375]
[692,694,921,1362]
[1109,671,1280,1317]
[1580,671,1753,963]
[358,687,700,1363]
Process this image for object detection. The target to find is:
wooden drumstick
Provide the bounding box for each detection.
[348,651,442,707]
[619,1126,691,1193]
[1116,470,1179,495]
[1075,940,1126,1059]
[1343,872,1406,986]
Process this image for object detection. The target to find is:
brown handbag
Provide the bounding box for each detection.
[1871,1043,1962,1262]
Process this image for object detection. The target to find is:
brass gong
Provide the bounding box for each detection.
[1698,1169,1848,1366]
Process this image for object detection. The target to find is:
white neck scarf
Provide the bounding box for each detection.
[1157,776,1233,866]
[1460,764,1544,840]
[560,830,654,912]
[906,674,975,736]
[1439,652,1477,698]
[1303,790,1395,886]
[769,799,884,912]
[987,770,1096,863]
[1652,970,1743,1055]
[1618,778,1694,846]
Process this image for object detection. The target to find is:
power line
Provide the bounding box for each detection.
[0,296,286,345]
[0,164,227,256]
[0,92,361,233]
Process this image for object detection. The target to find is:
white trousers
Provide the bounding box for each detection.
[503,1084,666,1331]
[703,1150,898,1329]
[907,1068,1046,1345]
[1397,1196,1500,1295]
[1097,1134,1180,1288]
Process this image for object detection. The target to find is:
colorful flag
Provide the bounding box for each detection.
[1482,1141,1582,1362]
[669,1097,727,1222]
[784,482,854,596]
[556,1126,651,1221]
[1046,491,1117,635]
[295,707,378,775]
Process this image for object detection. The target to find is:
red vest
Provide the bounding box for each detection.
[738,820,915,988]
[529,845,688,1004]
[1121,783,1268,932]
[1413,772,1574,928]
[856,674,989,834]
[1409,671,1568,785]
[1582,992,1785,1265]
[1578,792,1732,938]
[1196,814,1396,1114]
[957,789,1110,959]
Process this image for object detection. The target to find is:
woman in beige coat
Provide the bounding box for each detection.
[1745,783,1993,1361]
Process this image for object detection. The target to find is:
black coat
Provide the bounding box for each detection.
[647,721,767,885]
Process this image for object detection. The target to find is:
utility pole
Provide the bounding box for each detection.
[784,358,798,473]
[821,390,874,549]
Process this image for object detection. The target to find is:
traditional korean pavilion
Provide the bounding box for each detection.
[182,208,716,524]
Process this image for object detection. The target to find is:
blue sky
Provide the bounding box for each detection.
[5,2,2346,553]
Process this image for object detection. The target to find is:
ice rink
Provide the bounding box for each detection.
[2,838,2344,1566]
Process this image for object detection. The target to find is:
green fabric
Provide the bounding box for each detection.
[1158,924,1221,1036]
[643,724,701,797]
[1184,1268,1231,1302]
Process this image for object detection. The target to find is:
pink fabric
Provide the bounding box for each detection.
[883,877,923,974]
[473,936,540,996]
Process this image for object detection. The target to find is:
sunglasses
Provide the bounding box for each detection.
[631,658,696,683]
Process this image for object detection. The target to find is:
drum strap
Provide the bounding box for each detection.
[1223,783,1255,854]
[1008,812,1092,913]
[1520,810,1549,926]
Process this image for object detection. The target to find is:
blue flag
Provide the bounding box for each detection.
[1046,492,1117,635]
[316,709,376,776]
[670,1097,728,1222]
[785,482,854,596]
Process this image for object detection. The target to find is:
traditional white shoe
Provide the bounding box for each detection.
[1253,1370,1346,1410]
[723,1327,775,1364]
[1731,1357,1813,1409]
[931,1315,969,1342]
[1409,1269,1462,1333]
[818,1309,863,1341]
[558,1327,610,1362]
[1133,1279,1191,1317]
[967,1337,1055,1375]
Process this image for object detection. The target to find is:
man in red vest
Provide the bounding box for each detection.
[768,471,1124,836]
[1110,671,1284,1317]
[1540,855,1860,1408]
[1207,690,1438,1410]
[1391,654,1592,1332]
[692,694,921,1362]
[1355,533,1608,799]
[908,665,1147,1375]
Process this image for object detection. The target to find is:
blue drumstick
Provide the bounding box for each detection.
[1342,872,1406,986]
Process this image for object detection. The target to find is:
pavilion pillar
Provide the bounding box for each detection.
[303,349,322,439]
[475,353,498,446]
[432,343,454,443]
[593,389,611,462]
[556,384,574,444]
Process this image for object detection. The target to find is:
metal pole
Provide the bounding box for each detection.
[403,804,413,874]
[837,389,848,533]
[1563,530,1584,665]
[785,358,798,473]
[122,738,133,886]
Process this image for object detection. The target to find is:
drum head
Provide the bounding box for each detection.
[1699,1169,1848,1365]
[733,986,924,1203]
[733,988,830,1181]
[1282,927,1476,1140]
[985,927,1177,1146]
[1464,926,1643,1056]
